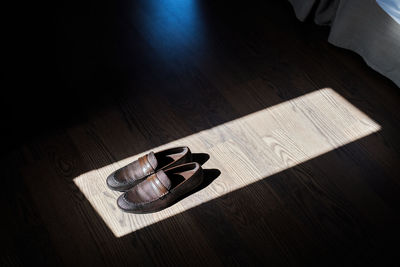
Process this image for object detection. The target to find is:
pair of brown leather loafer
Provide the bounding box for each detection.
[106,146,204,213]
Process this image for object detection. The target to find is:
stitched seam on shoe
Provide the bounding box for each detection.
[123,192,168,205]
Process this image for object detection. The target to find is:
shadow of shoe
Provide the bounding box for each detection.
[191,153,210,166]
[197,168,221,191]
[171,168,221,206]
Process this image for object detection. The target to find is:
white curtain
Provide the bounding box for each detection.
[376,0,400,24]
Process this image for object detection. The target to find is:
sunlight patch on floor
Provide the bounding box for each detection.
[73,88,380,237]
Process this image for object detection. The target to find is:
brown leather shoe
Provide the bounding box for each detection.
[107,146,192,191]
[117,162,203,213]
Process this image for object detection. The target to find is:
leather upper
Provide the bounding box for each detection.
[117,162,203,213]
[106,146,191,191]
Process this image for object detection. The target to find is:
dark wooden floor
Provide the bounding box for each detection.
[2,0,400,266]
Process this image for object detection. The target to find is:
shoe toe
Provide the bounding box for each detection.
[117,193,140,212]
[106,172,126,191]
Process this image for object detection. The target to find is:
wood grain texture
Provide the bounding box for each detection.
[73,88,377,237]
[3,0,400,266]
